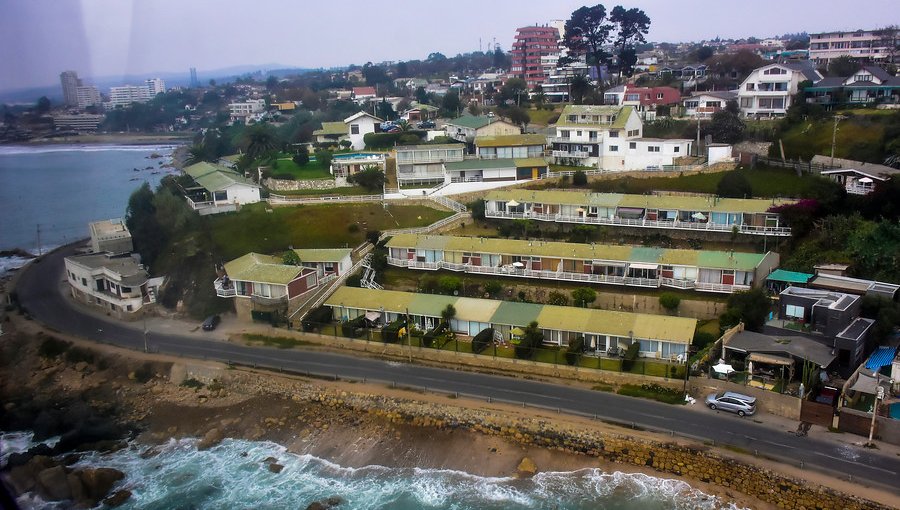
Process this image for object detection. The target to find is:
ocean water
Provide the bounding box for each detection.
[0,144,178,255]
[3,433,743,510]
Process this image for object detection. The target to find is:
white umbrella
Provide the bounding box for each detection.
[858,177,874,184]
[712,362,735,375]
[512,261,525,268]
[506,200,520,207]
[691,212,707,220]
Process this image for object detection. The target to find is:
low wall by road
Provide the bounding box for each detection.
[264,177,338,191]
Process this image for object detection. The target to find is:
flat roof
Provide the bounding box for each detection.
[766,269,814,284]
[726,330,836,368]
[484,189,792,214]
[395,144,464,151]
[325,287,696,344]
[89,218,131,239]
[183,162,259,192]
[65,253,148,286]
[475,134,547,148]
[386,234,769,271]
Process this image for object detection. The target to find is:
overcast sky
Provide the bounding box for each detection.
[1,0,897,92]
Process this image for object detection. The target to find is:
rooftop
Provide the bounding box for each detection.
[765,269,814,284]
[325,287,696,344]
[224,253,310,285]
[65,253,149,287]
[183,162,259,192]
[386,234,771,271]
[313,121,347,137]
[484,189,793,214]
[726,330,836,368]
[291,248,352,262]
[554,105,636,130]
[475,134,547,148]
[89,218,131,240]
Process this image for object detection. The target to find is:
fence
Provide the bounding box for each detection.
[297,321,686,380]
[268,193,384,205]
[742,154,838,175]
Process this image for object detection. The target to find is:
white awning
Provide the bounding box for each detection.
[592,260,627,267]
[712,362,735,375]
[364,311,382,322]
[628,263,659,270]
[858,177,874,184]
[691,212,707,220]
[506,200,520,207]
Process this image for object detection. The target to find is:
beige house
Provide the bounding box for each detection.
[444,115,520,144]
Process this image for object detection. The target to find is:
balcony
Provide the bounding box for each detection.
[213,278,236,297]
[484,210,792,236]
[251,294,288,306]
[551,150,590,158]
[845,183,875,195]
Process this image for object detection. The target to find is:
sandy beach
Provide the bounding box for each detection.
[2,312,897,510]
[14,132,193,146]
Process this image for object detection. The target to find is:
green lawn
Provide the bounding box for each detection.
[588,166,835,199]
[209,203,452,260]
[527,107,561,126]
[271,154,332,180]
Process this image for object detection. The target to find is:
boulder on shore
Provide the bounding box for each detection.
[104,489,133,507]
[198,428,224,450]
[517,457,537,477]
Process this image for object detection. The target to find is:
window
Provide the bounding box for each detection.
[576,130,582,137]
[560,130,570,138]
[350,124,360,135]
[629,142,637,149]
[627,129,640,137]
[609,145,618,152]
[853,74,873,82]
[763,67,787,75]
[648,146,660,153]
[122,286,131,293]
[785,304,805,319]
[746,83,755,91]
[673,147,680,153]
[126,305,133,311]
[684,101,699,108]
[707,101,721,108]
[81,278,87,286]
[740,97,754,108]
[324,262,335,272]
[609,131,619,138]
[656,93,664,99]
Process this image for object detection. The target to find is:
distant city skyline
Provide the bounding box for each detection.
[1,0,898,93]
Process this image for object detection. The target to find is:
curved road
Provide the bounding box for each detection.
[15,245,900,495]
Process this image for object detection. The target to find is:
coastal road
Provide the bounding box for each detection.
[15,245,900,495]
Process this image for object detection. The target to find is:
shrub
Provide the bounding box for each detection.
[363,132,400,149]
[341,316,367,338]
[716,171,752,198]
[38,337,72,359]
[571,287,597,307]
[547,291,569,306]
[483,281,502,297]
[133,362,154,383]
[65,346,95,365]
[347,223,360,233]
[572,170,588,186]
[181,378,205,390]
[438,275,462,295]
[469,200,486,221]
[422,321,448,348]
[292,148,309,166]
[472,328,494,354]
[382,318,406,343]
[617,383,684,405]
[366,230,382,244]
[621,342,641,371]
[314,150,333,169]
[692,331,717,350]
[565,335,585,365]
[302,306,333,332]
[348,167,386,191]
[514,321,543,359]
[345,273,363,287]
[659,292,681,312]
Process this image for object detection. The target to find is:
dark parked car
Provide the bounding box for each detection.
[705,391,756,417]
[417,120,435,129]
[202,315,221,331]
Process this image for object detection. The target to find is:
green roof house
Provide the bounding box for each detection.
[217,252,320,322]
[182,162,261,214]
[483,189,794,237]
[385,234,780,294]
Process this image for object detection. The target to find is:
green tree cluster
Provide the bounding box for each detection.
[514,321,544,359]
[719,288,771,332]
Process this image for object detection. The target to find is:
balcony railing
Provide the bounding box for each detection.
[845,184,875,195]
[251,294,288,306]
[389,258,751,294]
[213,278,236,298]
[551,150,590,158]
[484,210,791,236]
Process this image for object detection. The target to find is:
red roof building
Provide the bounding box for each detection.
[511,26,560,88]
[624,85,682,107]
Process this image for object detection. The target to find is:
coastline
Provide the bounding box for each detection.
[9,132,193,147]
[2,317,896,510]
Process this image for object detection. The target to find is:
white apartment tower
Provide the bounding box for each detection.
[145,78,166,96]
[60,70,82,107]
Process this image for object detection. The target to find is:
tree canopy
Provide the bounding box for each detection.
[564,4,613,68]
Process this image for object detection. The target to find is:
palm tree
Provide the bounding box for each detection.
[185,144,208,165]
[242,124,279,162]
[569,75,592,105]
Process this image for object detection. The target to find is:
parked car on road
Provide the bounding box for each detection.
[417,120,435,129]
[705,391,756,417]
[202,315,221,331]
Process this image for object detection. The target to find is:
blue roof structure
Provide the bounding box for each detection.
[766,269,813,284]
[864,346,898,371]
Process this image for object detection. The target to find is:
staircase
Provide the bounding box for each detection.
[360,253,383,290]
[291,242,375,322]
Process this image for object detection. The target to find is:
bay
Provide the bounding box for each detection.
[0,144,179,254]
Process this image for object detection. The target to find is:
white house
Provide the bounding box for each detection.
[229,99,267,123]
[682,91,738,118]
[737,62,821,118]
[343,112,381,150]
[292,248,353,279]
[312,111,381,150]
[182,162,261,214]
[549,105,645,169]
[394,144,465,185]
[815,156,900,195]
[65,253,163,319]
[617,138,694,170]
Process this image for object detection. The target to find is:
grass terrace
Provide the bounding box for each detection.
[551,166,839,199]
[271,153,332,180]
[209,203,452,260]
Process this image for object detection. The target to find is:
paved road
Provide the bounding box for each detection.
[15,245,900,495]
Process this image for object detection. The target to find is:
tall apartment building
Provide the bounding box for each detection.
[75,85,101,109]
[511,25,560,88]
[190,67,199,88]
[60,70,82,107]
[145,78,166,96]
[108,85,152,107]
[809,29,897,66]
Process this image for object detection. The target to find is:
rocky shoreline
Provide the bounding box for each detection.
[0,321,895,510]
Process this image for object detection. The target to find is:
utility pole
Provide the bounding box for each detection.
[867,374,883,447]
[143,318,149,353]
[36,224,42,256]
